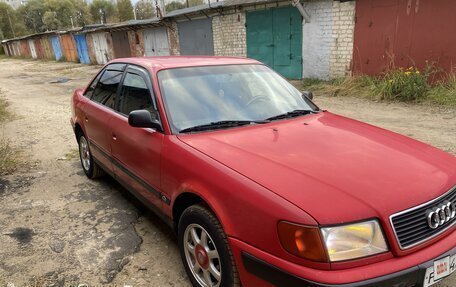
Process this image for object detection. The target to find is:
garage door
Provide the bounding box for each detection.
[144,27,170,56]
[246,6,303,79]
[91,32,111,64]
[28,39,37,59]
[74,34,91,64]
[111,31,131,58]
[178,18,214,55]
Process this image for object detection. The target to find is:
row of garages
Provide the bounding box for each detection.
[3,0,455,80]
[2,24,170,65]
[2,0,345,80]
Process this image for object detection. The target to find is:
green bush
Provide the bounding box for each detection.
[375,67,429,102]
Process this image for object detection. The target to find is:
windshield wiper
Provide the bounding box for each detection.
[265,110,316,121]
[179,120,269,133]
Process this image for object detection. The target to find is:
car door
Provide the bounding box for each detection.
[110,65,166,209]
[83,63,125,172]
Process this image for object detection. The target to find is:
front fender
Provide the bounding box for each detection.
[161,136,329,270]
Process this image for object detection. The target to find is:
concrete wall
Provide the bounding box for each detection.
[302,0,333,79]
[330,0,356,78]
[212,12,247,57]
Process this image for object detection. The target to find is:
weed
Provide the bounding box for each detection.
[303,65,456,107]
[0,139,19,175]
[375,67,429,102]
[0,96,13,122]
[426,74,456,107]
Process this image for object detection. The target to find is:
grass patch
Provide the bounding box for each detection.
[302,67,456,108]
[0,96,20,175]
[0,96,13,121]
[426,75,456,107]
[302,76,377,99]
[0,139,19,175]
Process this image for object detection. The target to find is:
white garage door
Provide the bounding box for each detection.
[91,32,111,64]
[28,39,37,59]
[143,27,170,56]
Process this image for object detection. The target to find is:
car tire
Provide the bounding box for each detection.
[178,204,240,287]
[77,132,104,179]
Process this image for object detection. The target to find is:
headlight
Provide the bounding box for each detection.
[321,220,388,262]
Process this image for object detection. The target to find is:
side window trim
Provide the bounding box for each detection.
[84,69,105,98]
[116,64,158,115]
[89,67,125,110]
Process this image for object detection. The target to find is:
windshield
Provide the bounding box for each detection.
[158,64,317,133]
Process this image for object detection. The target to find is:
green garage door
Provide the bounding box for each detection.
[246,6,302,79]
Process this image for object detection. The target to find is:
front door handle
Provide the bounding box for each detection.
[84,116,89,122]
[112,133,117,141]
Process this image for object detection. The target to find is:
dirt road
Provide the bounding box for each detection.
[0,58,454,287]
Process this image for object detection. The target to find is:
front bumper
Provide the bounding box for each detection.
[229,230,455,287]
[242,248,455,287]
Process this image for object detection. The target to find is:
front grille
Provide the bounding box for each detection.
[390,186,456,249]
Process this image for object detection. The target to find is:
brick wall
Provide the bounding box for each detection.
[302,0,333,79]
[127,30,145,57]
[330,0,356,78]
[212,12,247,57]
[167,21,180,56]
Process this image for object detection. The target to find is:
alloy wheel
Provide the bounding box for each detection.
[183,223,222,287]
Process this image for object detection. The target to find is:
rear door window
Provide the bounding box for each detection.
[91,70,123,109]
[118,72,154,115]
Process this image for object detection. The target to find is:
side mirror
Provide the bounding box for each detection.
[128,110,162,132]
[302,91,314,100]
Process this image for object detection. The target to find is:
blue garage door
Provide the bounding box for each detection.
[50,36,63,61]
[74,34,91,64]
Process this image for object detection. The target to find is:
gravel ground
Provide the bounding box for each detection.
[0,58,454,287]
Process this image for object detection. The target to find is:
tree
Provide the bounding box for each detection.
[18,0,46,33]
[44,0,76,29]
[135,0,155,20]
[0,2,28,38]
[165,1,184,13]
[71,0,92,27]
[117,0,134,22]
[89,0,117,24]
[42,11,60,30]
[188,0,205,7]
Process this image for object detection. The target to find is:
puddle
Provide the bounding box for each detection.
[48,78,71,84]
[7,73,29,79]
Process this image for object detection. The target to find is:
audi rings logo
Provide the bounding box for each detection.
[426,200,456,229]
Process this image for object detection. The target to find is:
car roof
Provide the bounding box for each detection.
[108,56,262,71]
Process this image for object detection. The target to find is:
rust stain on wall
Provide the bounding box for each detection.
[20,40,30,58]
[34,38,45,59]
[167,21,180,56]
[85,33,97,64]
[127,30,145,57]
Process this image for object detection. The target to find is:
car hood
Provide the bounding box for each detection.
[177,112,456,225]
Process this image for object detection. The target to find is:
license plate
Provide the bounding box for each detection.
[424,254,456,287]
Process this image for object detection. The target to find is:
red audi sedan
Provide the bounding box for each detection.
[71,57,455,287]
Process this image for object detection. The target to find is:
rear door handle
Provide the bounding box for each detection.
[112,133,117,141]
[84,116,89,122]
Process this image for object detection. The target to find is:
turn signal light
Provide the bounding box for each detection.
[277,221,328,262]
